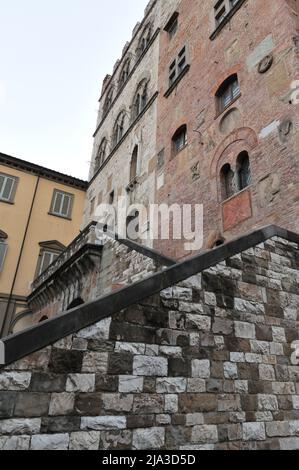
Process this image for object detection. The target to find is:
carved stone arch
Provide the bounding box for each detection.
[210,127,258,180]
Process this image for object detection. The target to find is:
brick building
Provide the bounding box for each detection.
[154,0,299,259]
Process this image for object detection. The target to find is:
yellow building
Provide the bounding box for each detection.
[0,152,87,336]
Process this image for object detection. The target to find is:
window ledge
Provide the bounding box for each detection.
[221,185,252,205]
[210,0,247,41]
[164,65,190,98]
[0,199,14,205]
[215,93,241,120]
[48,212,72,221]
[171,143,188,159]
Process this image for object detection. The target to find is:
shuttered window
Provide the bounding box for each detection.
[0,241,8,272]
[38,250,59,276]
[50,190,74,218]
[0,173,18,203]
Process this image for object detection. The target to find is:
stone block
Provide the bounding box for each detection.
[179,394,217,413]
[41,416,80,433]
[30,373,66,392]
[159,346,182,358]
[0,436,30,450]
[156,377,186,394]
[279,437,299,450]
[259,364,275,381]
[243,422,266,441]
[213,318,233,335]
[272,327,286,343]
[272,382,296,395]
[0,392,17,418]
[115,342,146,355]
[186,315,211,331]
[187,378,206,393]
[165,394,178,413]
[82,352,108,373]
[133,356,168,377]
[191,359,210,378]
[186,413,204,426]
[48,349,83,374]
[0,372,31,391]
[235,322,256,339]
[66,374,95,393]
[230,352,245,363]
[191,425,218,443]
[69,431,101,450]
[0,418,41,435]
[119,376,143,393]
[258,395,279,411]
[266,421,290,437]
[102,393,133,412]
[74,393,102,416]
[108,353,133,375]
[132,427,165,450]
[223,362,238,379]
[14,393,50,417]
[133,394,164,414]
[49,393,75,416]
[81,416,126,431]
[31,434,69,450]
[95,375,118,392]
[100,430,132,450]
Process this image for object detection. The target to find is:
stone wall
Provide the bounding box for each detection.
[29,235,169,324]
[0,235,298,450]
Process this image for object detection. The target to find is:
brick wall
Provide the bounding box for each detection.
[0,235,298,450]
[154,0,299,259]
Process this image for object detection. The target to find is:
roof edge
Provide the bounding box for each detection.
[0,152,88,190]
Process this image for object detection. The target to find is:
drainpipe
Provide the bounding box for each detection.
[1,176,40,337]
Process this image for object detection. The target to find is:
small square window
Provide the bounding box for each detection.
[50,190,74,219]
[168,46,188,88]
[172,125,187,156]
[109,190,115,205]
[164,12,179,39]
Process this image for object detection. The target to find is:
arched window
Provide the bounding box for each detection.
[220,163,235,201]
[0,230,8,273]
[216,74,240,114]
[95,138,107,171]
[130,146,138,182]
[112,111,126,148]
[119,59,131,90]
[172,125,187,156]
[132,80,148,121]
[103,87,114,116]
[236,151,251,191]
[136,24,152,58]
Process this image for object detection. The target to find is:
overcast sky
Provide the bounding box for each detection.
[0,0,148,180]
